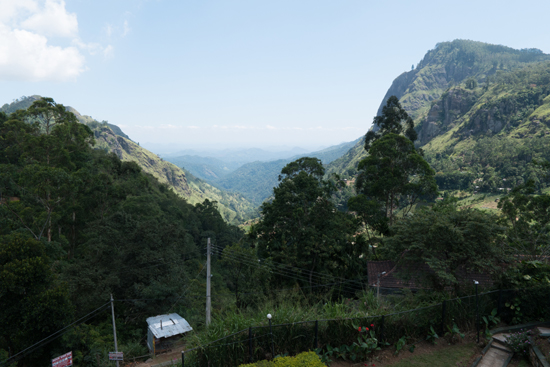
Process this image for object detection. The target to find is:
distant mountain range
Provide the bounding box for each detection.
[7,40,546,222]
[165,138,360,205]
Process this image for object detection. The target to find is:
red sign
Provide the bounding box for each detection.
[109,352,123,361]
[52,351,72,367]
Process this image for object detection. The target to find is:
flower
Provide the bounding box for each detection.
[371,324,374,327]
[358,327,362,332]
[366,327,369,331]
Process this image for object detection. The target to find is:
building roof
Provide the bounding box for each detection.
[146,313,193,339]
[367,260,494,290]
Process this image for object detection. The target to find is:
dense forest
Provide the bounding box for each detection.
[0,99,245,365]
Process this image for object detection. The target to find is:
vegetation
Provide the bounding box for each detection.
[0,96,258,225]
[0,100,244,365]
[4,40,550,367]
[249,158,367,289]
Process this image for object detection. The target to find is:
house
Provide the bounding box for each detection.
[146,313,193,355]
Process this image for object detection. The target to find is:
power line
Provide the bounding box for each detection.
[211,243,364,287]
[210,244,364,290]
[4,302,110,365]
[211,247,365,294]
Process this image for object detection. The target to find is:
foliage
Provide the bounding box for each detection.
[355,97,437,227]
[394,336,408,355]
[426,326,439,345]
[482,308,500,338]
[444,323,464,344]
[239,351,325,367]
[365,96,418,150]
[382,202,505,293]
[356,133,438,225]
[219,242,271,308]
[0,232,72,364]
[498,181,550,259]
[249,157,367,289]
[504,330,533,357]
[0,98,245,365]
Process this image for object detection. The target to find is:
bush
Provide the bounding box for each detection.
[504,329,532,357]
[239,351,325,367]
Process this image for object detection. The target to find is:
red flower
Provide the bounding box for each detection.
[370,323,374,327]
[366,327,369,331]
[358,327,362,332]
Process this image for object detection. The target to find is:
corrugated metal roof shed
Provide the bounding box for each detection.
[146,313,192,339]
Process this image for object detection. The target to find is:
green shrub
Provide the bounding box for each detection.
[239,351,325,367]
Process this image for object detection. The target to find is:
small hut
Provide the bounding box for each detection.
[146,313,193,355]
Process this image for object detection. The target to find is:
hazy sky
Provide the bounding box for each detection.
[1,0,549,151]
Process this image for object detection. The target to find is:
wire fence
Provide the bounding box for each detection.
[177,285,550,367]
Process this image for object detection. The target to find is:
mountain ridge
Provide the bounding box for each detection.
[327,40,550,194]
[1,97,258,224]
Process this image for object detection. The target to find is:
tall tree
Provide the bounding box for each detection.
[354,96,437,226]
[250,158,366,289]
[364,95,418,151]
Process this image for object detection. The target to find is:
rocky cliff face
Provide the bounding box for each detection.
[417,87,478,145]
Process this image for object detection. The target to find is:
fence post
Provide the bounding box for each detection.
[249,327,253,363]
[181,351,184,367]
[380,315,385,345]
[440,300,446,336]
[474,280,480,343]
[314,320,318,349]
[268,314,275,359]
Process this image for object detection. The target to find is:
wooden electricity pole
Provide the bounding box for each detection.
[206,238,211,326]
[110,294,119,367]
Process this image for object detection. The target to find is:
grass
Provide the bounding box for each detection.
[384,343,475,367]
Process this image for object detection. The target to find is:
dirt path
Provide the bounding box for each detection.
[132,344,185,367]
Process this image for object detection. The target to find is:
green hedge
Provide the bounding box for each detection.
[238,351,324,367]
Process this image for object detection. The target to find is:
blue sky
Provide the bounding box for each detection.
[1,0,549,151]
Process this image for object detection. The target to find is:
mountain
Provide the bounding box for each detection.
[208,138,360,205]
[164,155,242,180]
[327,40,550,194]
[1,97,258,224]
[165,146,311,164]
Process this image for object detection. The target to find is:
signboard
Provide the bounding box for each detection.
[52,351,72,367]
[109,352,124,361]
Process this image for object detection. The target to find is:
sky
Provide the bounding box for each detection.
[1,0,550,152]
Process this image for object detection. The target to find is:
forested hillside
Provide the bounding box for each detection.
[0,102,244,365]
[327,40,550,196]
[1,97,258,224]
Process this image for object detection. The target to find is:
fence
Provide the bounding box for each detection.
[178,285,550,367]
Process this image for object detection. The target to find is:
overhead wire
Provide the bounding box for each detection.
[4,302,111,365]
[210,245,366,294]
[211,243,366,287]
[210,243,356,283]
[210,243,364,289]
[210,247,361,293]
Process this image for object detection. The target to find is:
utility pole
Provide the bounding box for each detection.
[110,294,119,367]
[206,238,211,326]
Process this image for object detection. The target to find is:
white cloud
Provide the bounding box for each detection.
[0,25,85,81]
[103,44,114,59]
[0,0,108,82]
[21,0,77,38]
[104,24,113,38]
[122,20,130,37]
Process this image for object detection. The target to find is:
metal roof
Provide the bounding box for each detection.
[146,313,193,339]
